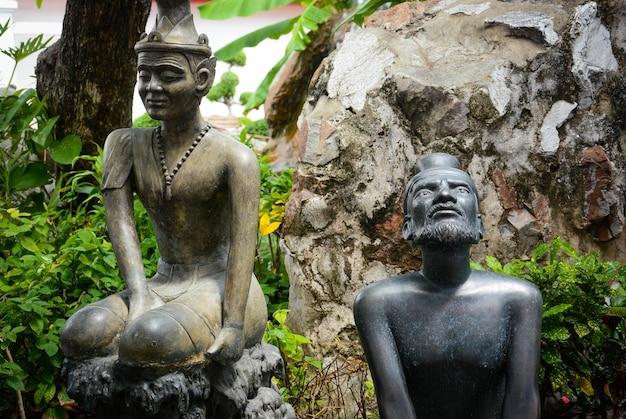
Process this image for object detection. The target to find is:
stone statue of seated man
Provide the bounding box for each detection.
[61,0,267,371]
[353,153,542,418]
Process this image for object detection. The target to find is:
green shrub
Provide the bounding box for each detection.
[132,112,160,128]
[0,21,81,208]
[0,159,120,418]
[0,150,160,418]
[263,309,321,408]
[481,238,626,416]
[256,157,292,316]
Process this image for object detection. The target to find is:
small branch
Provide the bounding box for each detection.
[5,348,26,419]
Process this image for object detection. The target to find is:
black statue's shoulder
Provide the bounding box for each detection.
[469,270,542,303]
[354,272,423,305]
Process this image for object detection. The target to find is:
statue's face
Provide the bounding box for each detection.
[405,172,483,246]
[137,51,198,121]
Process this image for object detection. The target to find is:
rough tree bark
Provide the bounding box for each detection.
[35,0,152,169]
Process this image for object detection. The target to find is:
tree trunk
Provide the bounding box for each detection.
[35,0,151,170]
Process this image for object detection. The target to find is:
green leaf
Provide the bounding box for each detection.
[542,326,570,341]
[31,116,58,148]
[273,309,288,325]
[9,161,50,192]
[76,229,94,244]
[541,345,562,365]
[198,0,293,20]
[6,375,25,391]
[0,20,9,39]
[336,0,389,30]
[531,242,549,260]
[573,322,590,338]
[469,261,485,271]
[4,88,37,125]
[543,303,572,318]
[485,255,502,272]
[2,33,52,63]
[19,235,39,253]
[214,18,297,62]
[245,54,289,111]
[29,317,44,334]
[42,342,59,357]
[49,134,82,165]
[608,306,626,316]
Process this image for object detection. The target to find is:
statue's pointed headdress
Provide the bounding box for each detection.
[135,0,212,58]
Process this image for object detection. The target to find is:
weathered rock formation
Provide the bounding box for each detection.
[282,0,626,360]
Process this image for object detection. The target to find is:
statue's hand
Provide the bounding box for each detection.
[127,289,163,323]
[206,325,245,365]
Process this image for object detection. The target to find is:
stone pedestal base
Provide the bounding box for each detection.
[62,343,295,419]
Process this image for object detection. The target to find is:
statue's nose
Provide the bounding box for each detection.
[434,181,456,203]
[148,76,163,91]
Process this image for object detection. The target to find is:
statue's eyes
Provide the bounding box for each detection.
[456,186,471,194]
[416,189,432,197]
[138,70,150,82]
[161,71,183,83]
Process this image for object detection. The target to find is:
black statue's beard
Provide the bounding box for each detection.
[412,202,481,247]
[413,222,480,247]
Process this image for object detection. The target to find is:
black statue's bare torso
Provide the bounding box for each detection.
[355,269,541,419]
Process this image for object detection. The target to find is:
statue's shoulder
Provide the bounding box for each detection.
[470,270,542,303]
[102,128,155,187]
[207,129,258,168]
[355,272,423,305]
[104,127,153,153]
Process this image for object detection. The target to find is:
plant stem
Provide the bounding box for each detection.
[4,348,26,419]
[3,62,17,97]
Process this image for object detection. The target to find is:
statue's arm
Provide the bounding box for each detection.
[354,288,417,419]
[102,130,159,320]
[207,144,260,364]
[503,284,543,418]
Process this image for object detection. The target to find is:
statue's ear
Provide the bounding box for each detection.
[402,216,414,242]
[195,56,216,97]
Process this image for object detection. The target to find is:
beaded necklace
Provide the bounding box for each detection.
[155,123,211,201]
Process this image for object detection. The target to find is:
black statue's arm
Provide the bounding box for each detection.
[354,288,417,419]
[503,285,543,418]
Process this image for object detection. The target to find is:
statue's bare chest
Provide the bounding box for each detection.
[390,294,511,373]
[133,140,227,210]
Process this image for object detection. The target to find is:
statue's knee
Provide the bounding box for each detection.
[61,305,125,360]
[118,311,198,366]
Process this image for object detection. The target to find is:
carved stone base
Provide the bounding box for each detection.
[62,343,296,419]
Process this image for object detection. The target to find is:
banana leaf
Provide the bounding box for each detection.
[199,0,294,20]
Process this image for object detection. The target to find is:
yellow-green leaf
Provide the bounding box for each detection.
[579,378,594,396]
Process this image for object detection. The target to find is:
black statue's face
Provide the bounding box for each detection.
[405,172,483,246]
[137,51,198,121]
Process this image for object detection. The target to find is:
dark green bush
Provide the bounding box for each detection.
[0,151,159,418]
[0,158,117,418]
[481,238,626,417]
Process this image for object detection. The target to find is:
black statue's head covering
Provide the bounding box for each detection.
[403,153,479,216]
[135,0,213,59]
